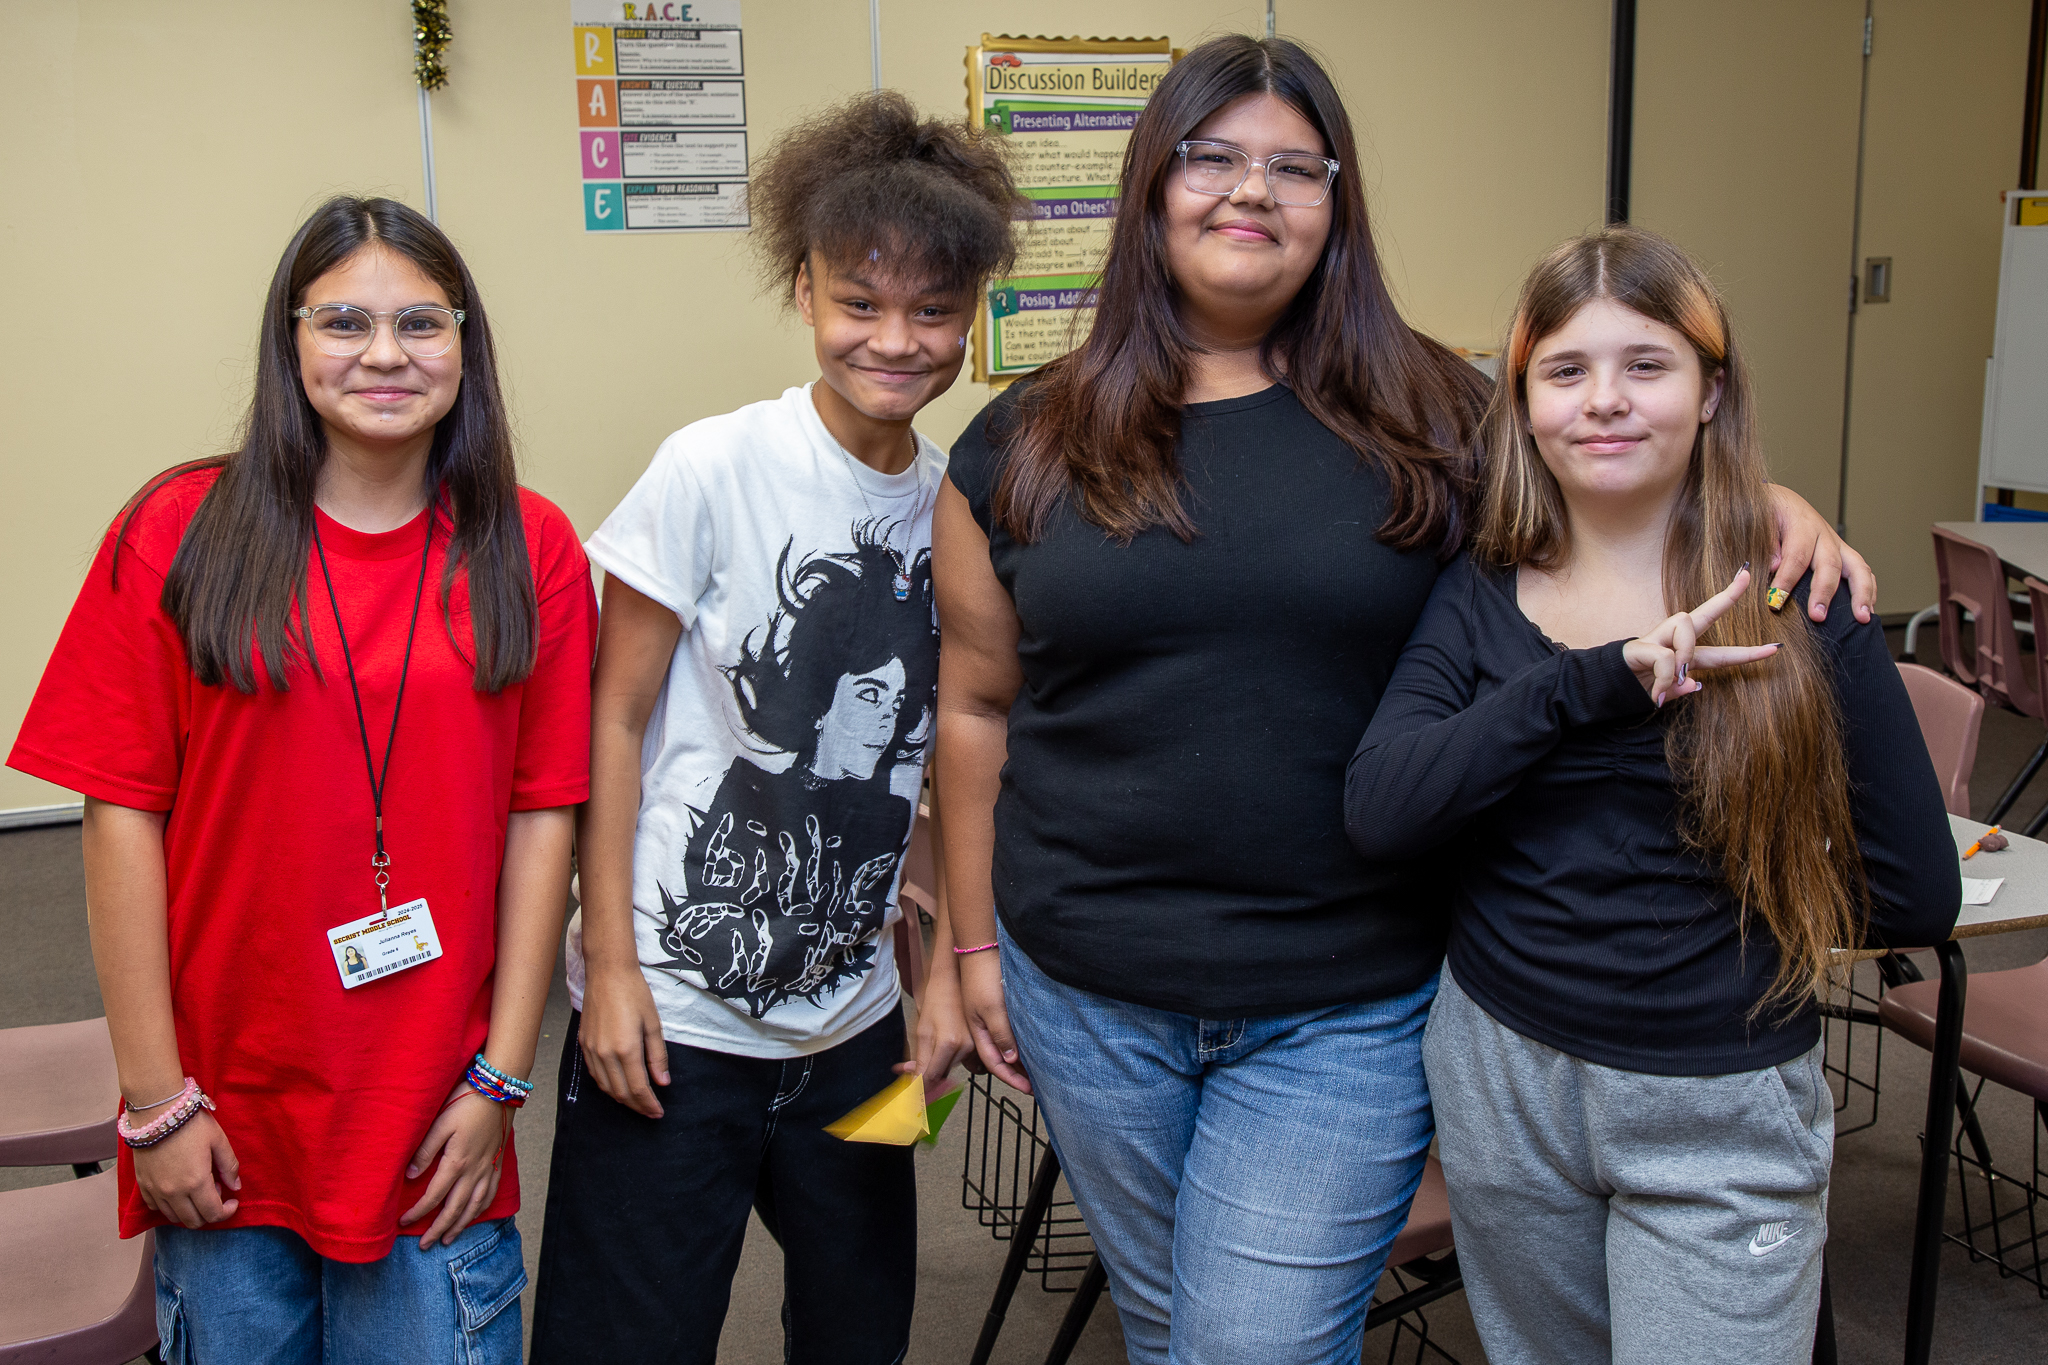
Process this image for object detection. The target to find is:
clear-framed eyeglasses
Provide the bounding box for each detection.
[292,304,466,359]
[1176,141,1340,207]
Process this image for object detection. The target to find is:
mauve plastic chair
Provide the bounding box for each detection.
[0,1020,119,1172]
[0,1170,158,1364]
[1896,663,1985,818]
[1879,957,2048,1291]
[2017,576,2048,839]
[1934,528,2043,825]
[890,804,939,1003]
[1933,526,2038,715]
[1881,957,2048,1107]
[1384,1152,1455,1271]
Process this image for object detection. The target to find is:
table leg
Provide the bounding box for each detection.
[1043,1255,1108,1365]
[1903,939,1967,1365]
[971,1145,1064,1365]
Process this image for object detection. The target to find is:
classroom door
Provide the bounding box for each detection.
[1630,0,1866,526]
[1838,0,2037,614]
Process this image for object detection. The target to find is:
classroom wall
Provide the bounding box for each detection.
[0,4,428,813]
[0,0,1615,813]
[1841,0,2035,612]
[894,0,1612,442]
[0,1,2026,811]
[1633,0,2038,616]
[1631,0,1866,521]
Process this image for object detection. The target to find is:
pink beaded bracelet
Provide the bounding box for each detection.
[115,1078,215,1148]
[952,941,998,955]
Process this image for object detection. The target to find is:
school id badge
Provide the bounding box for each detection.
[327,898,443,989]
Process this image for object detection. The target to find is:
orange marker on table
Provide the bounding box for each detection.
[1962,825,2001,859]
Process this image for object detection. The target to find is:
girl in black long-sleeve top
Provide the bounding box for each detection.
[1345,227,1958,1365]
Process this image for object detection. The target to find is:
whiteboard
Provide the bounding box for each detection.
[1978,194,2048,498]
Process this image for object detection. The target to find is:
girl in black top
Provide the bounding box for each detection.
[1346,226,1957,1362]
[938,38,1876,1363]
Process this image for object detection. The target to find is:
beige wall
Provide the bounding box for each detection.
[884,0,1613,454]
[1282,1,1609,349]
[1632,0,1866,516]
[18,3,2028,808]
[0,0,1618,812]
[1633,0,2038,616]
[1842,0,2035,611]
[0,4,427,812]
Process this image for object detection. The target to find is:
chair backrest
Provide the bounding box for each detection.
[1932,525,2040,718]
[890,805,938,1001]
[1896,661,1984,817]
[2025,577,2048,734]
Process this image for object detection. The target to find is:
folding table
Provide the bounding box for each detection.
[1933,520,2048,582]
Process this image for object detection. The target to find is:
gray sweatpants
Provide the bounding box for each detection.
[1422,969,1831,1365]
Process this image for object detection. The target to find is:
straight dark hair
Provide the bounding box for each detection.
[995,34,1488,550]
[120,196,535,693]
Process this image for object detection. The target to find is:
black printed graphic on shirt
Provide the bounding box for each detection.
[651,523,938,1017]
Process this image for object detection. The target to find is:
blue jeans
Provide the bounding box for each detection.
[153,1218,525,1365]
[998,923,1438,1365]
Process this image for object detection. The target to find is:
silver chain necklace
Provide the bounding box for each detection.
[834,432,928,601]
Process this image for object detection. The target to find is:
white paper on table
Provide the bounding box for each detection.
[1961,877,2003,906]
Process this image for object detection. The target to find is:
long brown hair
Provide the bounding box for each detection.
[119,196,535,694]
[994,34,1487,550]
[1475,226,1865,1011]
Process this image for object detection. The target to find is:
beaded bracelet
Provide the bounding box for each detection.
[952,941,998,955]
[116,1078,215,1148]
[464,1054,533,1108]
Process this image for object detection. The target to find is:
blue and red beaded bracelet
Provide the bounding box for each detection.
[464,1054,533,1108]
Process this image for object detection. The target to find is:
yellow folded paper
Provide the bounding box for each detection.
[825,1074,930,1145]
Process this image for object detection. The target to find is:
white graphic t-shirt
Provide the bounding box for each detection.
[567,383,944,1058]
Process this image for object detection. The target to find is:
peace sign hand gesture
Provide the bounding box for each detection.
[1623,565,1784,707]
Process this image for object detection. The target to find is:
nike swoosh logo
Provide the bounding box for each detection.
[1749,1224,1798,1256]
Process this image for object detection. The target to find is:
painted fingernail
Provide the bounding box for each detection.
[1765,587,1790,611]
[1740,561,1751,574]
[1678,664,1688,683]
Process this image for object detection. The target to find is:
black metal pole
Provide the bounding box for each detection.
[970,1148,1064,1365]
[2023,0,2047,189]
[1042,1255,1109,1365]
[1606,0,1637,223]
[1903,939,1967,1365]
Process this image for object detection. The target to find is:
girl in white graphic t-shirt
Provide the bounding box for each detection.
[530,92,1022,1365]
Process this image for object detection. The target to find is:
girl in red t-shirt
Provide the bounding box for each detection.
[9,196,597,1361]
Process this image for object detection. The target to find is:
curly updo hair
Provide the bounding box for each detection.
[748,89,1023,300]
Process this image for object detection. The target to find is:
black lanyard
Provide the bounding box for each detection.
[311,502,434,915]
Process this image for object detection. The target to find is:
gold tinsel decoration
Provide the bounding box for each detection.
[412,0,451,90]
